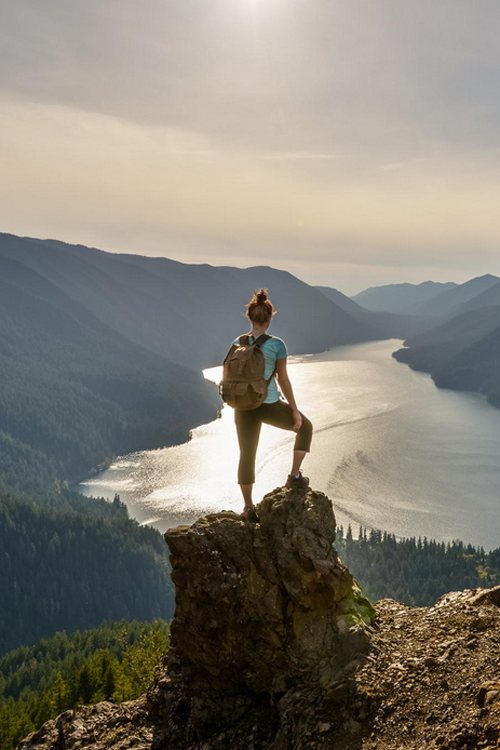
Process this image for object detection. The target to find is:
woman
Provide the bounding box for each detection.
[232,289,313,521]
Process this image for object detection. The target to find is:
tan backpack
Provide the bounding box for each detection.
[219,334,276,410]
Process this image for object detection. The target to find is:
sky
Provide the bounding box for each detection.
[1,0,500,294]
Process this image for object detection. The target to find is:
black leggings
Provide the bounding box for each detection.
[235,400,313,484]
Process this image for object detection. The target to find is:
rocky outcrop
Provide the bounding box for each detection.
[352,588,500,750]
[18,488,500,750]
[18,698,152,750]
[149,487,374,748]
[166,487,371,693]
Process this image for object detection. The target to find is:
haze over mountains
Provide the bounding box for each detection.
[352,281,458,314]
[362,275,500,408]
[315,285,429,339]
[412,274,500,317]
[0,233,381,373]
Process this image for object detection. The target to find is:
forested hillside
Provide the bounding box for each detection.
[393,306,500,409]
[0,620,169,750]
[0,256,219,492]
[336,525,500,606]
[386,271,500,408]
[0,489,174,655]
[433,325,500,408]
[0,241,219,671]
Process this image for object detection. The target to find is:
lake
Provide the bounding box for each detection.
[80,339,500,550]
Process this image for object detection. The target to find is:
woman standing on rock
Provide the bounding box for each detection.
[221,289,313,521]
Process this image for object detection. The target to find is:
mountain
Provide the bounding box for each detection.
[352,280,457,314]
[433,325,500,408]
[395,304,500,370]
[315,285,369,316]
[409,273,500,317]
[0,255,218,491]
[393,304,500,408]
[452,278,500,316]
[0,233,380,370]
[402,304,500,351]
[316,285,434,339]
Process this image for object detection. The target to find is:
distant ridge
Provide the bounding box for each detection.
[442,278,500,317]
[316,284,434,340]
[0,232,381,369]
[352,280,457,314]
[315,284,368,316]
[408,273,500,317]
[393,301,500,409]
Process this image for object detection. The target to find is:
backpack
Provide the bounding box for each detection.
[219,334,276,410]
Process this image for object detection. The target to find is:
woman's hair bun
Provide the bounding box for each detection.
[244,288,276,324]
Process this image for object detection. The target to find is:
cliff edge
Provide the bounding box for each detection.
[19,487,500,750]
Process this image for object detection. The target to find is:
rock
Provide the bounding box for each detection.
[149,487,374,746]
[469,585,500,608]
[354,592,500,750]
[163,488,371,697]
[477,682,500,708]
[18,698,152,750]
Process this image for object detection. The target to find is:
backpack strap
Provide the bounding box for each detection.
[254,335,277,383]
[253,333,278,385]
[249,334,275,381]
[237,333,271,347]
[266,363,277,384]
[254,334,272,348]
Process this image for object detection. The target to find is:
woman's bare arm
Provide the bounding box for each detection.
[276,358,302,431]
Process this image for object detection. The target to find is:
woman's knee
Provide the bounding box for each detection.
[297,413,313,450]
[302,413,313,434]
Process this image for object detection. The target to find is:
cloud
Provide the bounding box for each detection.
[1,0,500,290]
[263,152,340,161]
[3,0,500,153]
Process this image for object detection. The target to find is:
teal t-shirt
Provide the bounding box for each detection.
[232,335,288,404]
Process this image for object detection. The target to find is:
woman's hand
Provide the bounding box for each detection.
[292,409,302,432]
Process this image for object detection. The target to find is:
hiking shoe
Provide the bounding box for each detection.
[241,505,259,523]
[285,471,310,490]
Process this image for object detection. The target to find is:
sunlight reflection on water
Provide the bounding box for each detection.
[80,339,500,549]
